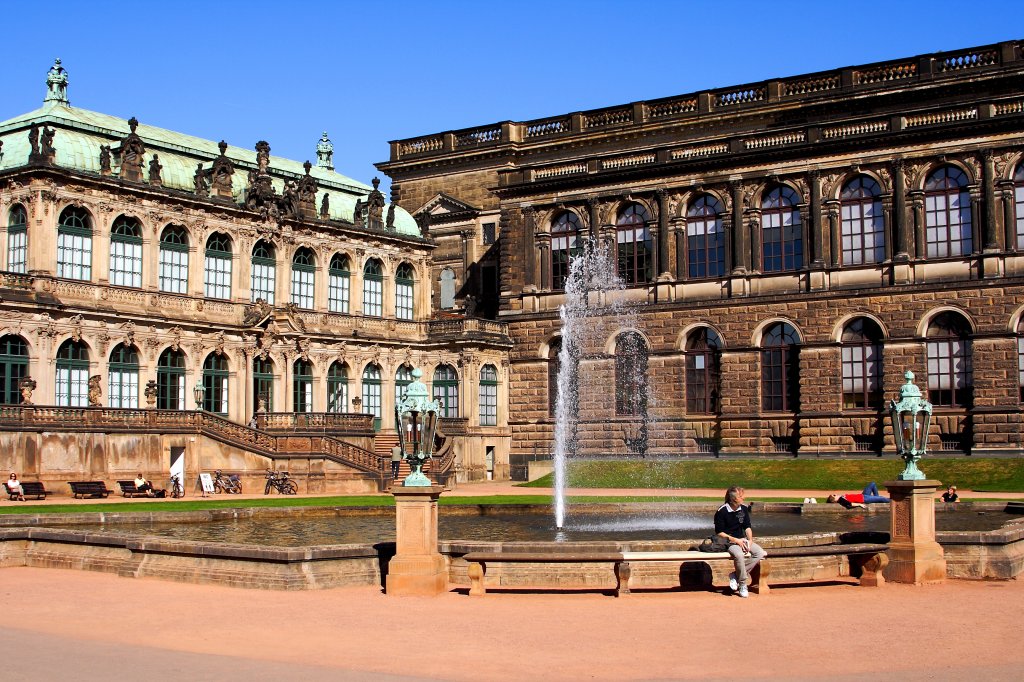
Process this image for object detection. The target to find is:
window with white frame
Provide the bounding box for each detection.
[925,166,973,258]
[55,339,89,406]
[57,206,92,281]
[109,216,143,287]
[251,240,276,303]
[108,343,139,408]
[840,177,885,265]
[479,364,498,426]
[328,253,350,313]
[158,225,189,293]
[395,263,414,320]
[6,205,27,273]
[204,233,232,299]
[432,364,459,418]
[290,247,315,309]
[363,259,383,316]
[327,362,348,413]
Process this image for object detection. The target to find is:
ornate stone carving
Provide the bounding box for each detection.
[95,329,111,354]
[297,161,318,219]
[69,314,84,343]
[193,163,209,197]
[366,178,386,230]
[244,300,273,327]
[148,154,163,186]
[116,117,146,182]
[144,380,158,407]
[297,337,311,362]
[209,141,235,199]
[99,145,112,175]
[319,192,330,220]
[386,203,395,231]
[316,132,334,170]
[27,124,39,163]
[39,126,56,165]
[19,377,36,405]
[87,375,102,407]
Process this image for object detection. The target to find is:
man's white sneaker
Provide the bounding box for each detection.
[738,585,749,598]
[728,573,738,591]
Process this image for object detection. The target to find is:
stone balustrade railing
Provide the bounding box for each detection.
[259,411,373,432]
[387,40,1022,161]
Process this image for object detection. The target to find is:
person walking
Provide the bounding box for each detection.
[391,445,403,481]
[713,485,767,598]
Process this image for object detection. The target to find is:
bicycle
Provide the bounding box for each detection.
[169,473,184,499]
[213,470,242,494]
[264,469,297,495]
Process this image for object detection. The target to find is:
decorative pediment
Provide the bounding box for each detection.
[414,193,481,224]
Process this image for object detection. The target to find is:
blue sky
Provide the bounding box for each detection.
[2,1,1022,197]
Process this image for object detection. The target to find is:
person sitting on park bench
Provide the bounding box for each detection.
[134,473,166,498]
[713,485,766,598]
[826,482,890,509]
[7,472,25,501]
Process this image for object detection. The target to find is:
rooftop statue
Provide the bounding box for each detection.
[209,141,235,199]
[116,117,146,182]
[44,58,69,105]
[149,154,163,186]
[366,177,386,230]
[316,131,334,170]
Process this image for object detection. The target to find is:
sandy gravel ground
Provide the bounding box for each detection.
[1,566,1020,682]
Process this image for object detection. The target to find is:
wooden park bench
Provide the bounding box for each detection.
[4,481,49,500]
[117,480,153,498]
[463,543,888,597]
[68,481,113,499]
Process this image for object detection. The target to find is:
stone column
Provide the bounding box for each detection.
[910,191,926,258]
[809,171,824,266]
[730,182,747,273]
[884,479,946,584]
[824,201,840,266]
[387,485,448,596]
[523,207,537,288]
[587,198,600,242]
[982,150,999,252]
[892,160,909,260]
[656,189,670,276]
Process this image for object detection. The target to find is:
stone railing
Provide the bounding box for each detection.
[307,435,385,474]
[534,162,588,180]
[259,412,373,433]
[744,131,806,150]
[904,107,978,128]
[388,40,1022,162]
[822,120,890,139]
[427,317,510,341]
[0,271,33,289]
[601,153,656,171]
[670,143,730,160]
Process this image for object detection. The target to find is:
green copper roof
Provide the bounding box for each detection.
[0,100,420,237]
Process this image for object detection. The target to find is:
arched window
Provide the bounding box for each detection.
[57,206,92,280]
[432,364,459,418]
[7,204,27,273]
[251,240,276,303]
[202,353,229,415]
[616,203,653,285]
[327,362,349,413]
[55,339,89,406]
[479,364,498,426]
[328,254,350,313]
[841,318,884,409]
[395,364,413,427]
[0,335,29,405]
[253,356,274,412]
[615,332,648,416]
[684,327,721,414]
[109,216,143,287]
[840,176,885,265]
[925,166,973,258]
[395,263,414,320]
[293,359,313,413]
[290,247,315,309]
[1013,163,1024,249]
[108,343,139,408]
[363,259,383,316]
[762,186,803,272]
[551,211,583,290]
[157,348,186,410]
[761,322,800,412]
[927,312,973,407]
[204,233,233,299]
[158,225,189,293]
[361,363,382,429]
[686,196,726,278]
[439,268,456,310]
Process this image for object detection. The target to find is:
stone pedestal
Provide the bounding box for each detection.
[387,485,448,596]
[884,479,946,585]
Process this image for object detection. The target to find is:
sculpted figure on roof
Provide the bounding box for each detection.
[316,131,334,170]
[40,126,56,164]
[210,141,234,199]
[194,163,209,197]
[45,58,69,104]
[117,117,146,182]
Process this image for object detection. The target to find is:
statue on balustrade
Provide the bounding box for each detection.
[319,192,330,220]
[366,177,386,230]
[40,126,56,164]
[27,124,40,162]
[19,377,36,405]
[99,145,112,175]
[116,117,146,182]
[149,154,163,186]
[194,163,209,197]
[210,141,235,199]
[88,375,102,407]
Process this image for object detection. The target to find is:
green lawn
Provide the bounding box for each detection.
[521,458,1024,492]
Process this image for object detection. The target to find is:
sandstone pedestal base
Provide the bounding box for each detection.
[387,485,447,596]
[885,479,947,585]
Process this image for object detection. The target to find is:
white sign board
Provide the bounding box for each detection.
[199,473,216,494]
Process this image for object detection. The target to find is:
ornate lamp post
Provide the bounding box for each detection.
[885,370,946,584]
[387,367,447,596]
[394,368,440,487]
[193,381,206,411]
[889,371,933,480]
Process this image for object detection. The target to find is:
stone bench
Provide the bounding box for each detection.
[463,543,889,597]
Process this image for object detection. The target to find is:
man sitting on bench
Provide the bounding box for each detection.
[826,482,890,509]
[714,485,766,599]
[134,473,166,498]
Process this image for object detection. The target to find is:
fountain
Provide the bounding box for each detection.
[553,241,646,528]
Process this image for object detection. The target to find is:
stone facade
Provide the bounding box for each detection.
[379,40,1024,479]
[0,62,512,490]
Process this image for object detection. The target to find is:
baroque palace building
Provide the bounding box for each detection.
[0,61,512,492]
[378,40,1024,480]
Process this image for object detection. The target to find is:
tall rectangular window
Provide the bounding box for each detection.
[57,231,92,280]
[7,228,26,273]
[109,239,143,287]
[482,222,497,245]
[159,246,189,293]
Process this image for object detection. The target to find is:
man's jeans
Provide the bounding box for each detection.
[727,541,767,586]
